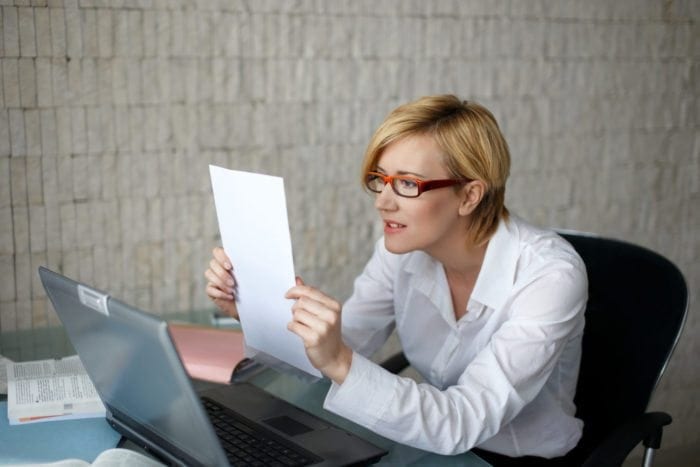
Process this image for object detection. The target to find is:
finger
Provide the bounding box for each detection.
[204,267,234,293]
[212,247,232,270]
[286,285,339,311]
[287,320,319,347]
[296,276,305,286]
[206,283,234,301]
[291,304,339,335]
[209,257,236,287]
[288,311,332,344]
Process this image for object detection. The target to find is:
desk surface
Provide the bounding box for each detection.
[1,317,489,466]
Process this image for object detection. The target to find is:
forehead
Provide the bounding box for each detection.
[377,134,449,176]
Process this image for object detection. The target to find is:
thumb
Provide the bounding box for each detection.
[295,276,305,286]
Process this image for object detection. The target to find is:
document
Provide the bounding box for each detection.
[209,165,321,378]
[6,355,106,425]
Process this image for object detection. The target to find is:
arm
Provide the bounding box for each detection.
[324,265,587,455]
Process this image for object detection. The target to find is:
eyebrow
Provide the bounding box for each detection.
[375,166,427,179]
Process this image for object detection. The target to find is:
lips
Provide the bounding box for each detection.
[384,220,406,233]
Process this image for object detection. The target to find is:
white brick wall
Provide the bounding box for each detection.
[0,0,698,452]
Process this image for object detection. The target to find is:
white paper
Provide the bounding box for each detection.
[209,165,321,377]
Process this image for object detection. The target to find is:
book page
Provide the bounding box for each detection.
[17,448,165,467]
[7,355,105,424]
[209,165,321,378]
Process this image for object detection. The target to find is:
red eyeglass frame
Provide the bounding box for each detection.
[365,171,469,198]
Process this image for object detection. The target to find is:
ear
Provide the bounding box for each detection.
[458,181,486,216]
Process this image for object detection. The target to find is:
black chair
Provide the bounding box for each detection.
[380,232,689,467]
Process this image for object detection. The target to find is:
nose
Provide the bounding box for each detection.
[374,182,397,211]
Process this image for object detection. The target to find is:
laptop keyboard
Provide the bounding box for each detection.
[201,397,319,467]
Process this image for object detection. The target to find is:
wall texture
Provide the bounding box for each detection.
[1,0,698,451]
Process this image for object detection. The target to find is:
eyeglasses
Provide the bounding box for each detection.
[365,171,468,198]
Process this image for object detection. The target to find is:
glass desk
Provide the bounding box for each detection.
[244,368,489,466]
[0,317,489,466]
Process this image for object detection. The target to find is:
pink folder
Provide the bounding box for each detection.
[168,323,246,384]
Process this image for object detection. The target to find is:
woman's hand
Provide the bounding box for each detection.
[204,247,239,320]
[285,278,352,384]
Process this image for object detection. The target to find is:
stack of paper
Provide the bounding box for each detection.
[6,355,105,424]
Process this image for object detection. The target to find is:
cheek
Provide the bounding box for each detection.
[411,200,458,229]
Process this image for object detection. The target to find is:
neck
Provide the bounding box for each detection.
[427,234,488,277]
[444,242,487,277]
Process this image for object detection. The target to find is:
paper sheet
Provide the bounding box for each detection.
[209,165,321,378]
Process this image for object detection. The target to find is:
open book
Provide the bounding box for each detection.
[6,355,105,425]
[21,448,165,466]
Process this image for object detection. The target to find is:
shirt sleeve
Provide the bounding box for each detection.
[325,261,587,456]
[340,238,398,358]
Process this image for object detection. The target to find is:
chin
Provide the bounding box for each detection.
[383,238,416,255]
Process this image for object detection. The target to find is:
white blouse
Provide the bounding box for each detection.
[323,216,588,458]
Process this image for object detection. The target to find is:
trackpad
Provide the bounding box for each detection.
[263,415,313,436]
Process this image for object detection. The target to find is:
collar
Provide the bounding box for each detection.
[470,217,520,311]
[402,217,520,314]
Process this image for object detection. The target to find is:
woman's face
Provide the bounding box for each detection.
[373,133,468,256]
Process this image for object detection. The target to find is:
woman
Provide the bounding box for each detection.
[205,95,587,464]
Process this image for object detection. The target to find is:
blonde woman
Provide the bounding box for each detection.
[205,95,587,464]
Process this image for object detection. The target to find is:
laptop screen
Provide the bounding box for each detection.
[39,267,229,467]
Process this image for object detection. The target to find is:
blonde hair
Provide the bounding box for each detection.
[361,95,510,245]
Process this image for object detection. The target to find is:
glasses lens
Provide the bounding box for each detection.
[393,177,419,197]
[365,173,385,193]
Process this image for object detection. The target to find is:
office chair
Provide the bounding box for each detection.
[380,232,688,467]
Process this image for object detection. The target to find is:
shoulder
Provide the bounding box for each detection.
[493,216,587,292]
[509,216,588,298]
[488,216,588,321]
[497,215,580,266]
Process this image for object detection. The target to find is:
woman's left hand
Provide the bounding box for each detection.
[285,277,352,384]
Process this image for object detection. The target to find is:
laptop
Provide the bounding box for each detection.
[39,267,387,467]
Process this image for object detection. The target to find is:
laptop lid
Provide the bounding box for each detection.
[39,267,229,466]
[39,267,388,467]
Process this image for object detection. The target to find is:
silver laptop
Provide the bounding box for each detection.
[39,267,387,467]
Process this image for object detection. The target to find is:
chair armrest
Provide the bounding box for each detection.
[379,352,410,374]
[583,412,672,467]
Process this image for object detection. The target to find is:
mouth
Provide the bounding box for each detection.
[384,220,406,230]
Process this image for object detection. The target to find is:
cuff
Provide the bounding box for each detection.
[323,352,395,428]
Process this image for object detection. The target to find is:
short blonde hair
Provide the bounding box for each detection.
[361,95,510,245]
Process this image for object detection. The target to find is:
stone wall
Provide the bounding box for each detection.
[1,0,698,450]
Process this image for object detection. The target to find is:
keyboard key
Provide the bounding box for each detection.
[201,397,318,467]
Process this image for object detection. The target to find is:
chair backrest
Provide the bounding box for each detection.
[558,232,688,462]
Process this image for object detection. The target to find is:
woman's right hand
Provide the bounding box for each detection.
[204,247,239,320]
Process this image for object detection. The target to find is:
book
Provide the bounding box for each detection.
[16,447,165,466]
[6,355,105,425]
[0,400,122,465]
[168,322,252,384]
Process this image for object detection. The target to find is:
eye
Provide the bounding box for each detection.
[397,178,418,189]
